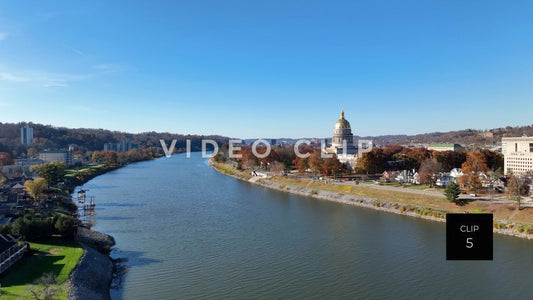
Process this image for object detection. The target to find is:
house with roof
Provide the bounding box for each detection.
[0,234,27,274]
[450,168,464,178]
[10,183,25,194]
[436,173,456,187]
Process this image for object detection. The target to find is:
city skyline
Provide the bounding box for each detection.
[1,1,532,139]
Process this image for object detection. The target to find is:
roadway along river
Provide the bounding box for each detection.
[78,152,533,299]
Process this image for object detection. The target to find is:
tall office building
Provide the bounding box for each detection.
[502,136,533,175]
[21,125,34,145]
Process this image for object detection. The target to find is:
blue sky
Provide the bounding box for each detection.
[1,1,532,139]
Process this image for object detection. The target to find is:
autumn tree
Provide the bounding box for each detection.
[322,156,343,177]
[0,152,14,166]
[30,162,67,187]
[102,151,119,164]
[356,148,387,174]
[433,150,466,172]
[269,161,285,175]
[24,178,48,201]
[293,144,313,173]
[308,150,324,175]
[273,146,296,169]
[240,147,258,169]
[392,147,431,170]
[295,157,309,173]
[460,151,489,192]
[117,152,128,165]
[418,159,441,186]
[508,174,527,210]
[27,147,40,157]
[480,149,504,171]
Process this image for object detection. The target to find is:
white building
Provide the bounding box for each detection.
[325,109,358,165]
[39,150,73,165]
[427,143,464,152]
[20,125,34,145]
[502,136,533,175]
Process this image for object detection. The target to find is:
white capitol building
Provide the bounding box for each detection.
[325,109,365,166]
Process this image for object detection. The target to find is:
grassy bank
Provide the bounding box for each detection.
[271,177,451,210]
[271,176,533,226]
[211,161,533,237]
[64,163,121,191]
[210,161,252,180]
[0,238,84,299]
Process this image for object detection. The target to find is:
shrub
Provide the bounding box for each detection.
[54,215,80,241]
[526,226,533,235]
[12,216,55,242]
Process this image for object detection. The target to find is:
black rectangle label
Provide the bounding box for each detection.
[446,213,493,260]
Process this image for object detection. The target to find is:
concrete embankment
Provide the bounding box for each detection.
[67,229,116,300]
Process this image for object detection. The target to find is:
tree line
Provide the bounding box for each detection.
[0,121,230,158]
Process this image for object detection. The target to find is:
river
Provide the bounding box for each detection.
[76,152,533,299]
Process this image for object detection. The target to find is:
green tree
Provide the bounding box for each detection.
[13,216,55,241]
[54,215,79,240]
[24,178,48,201]
[444,182,461,204]
[31,162,67,187]
[91,151,103,162]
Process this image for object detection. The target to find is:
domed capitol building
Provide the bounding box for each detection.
[326,109,359,165]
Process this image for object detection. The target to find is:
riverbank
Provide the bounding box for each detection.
[210,161,533,240]
[67,229,115,300]
[64,164,129,299]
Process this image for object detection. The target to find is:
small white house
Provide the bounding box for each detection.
[450,168,463,178]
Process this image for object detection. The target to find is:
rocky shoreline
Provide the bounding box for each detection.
[67,228,116,300]
[210,161,533,240]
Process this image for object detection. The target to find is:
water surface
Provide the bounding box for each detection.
[77,153,533,299]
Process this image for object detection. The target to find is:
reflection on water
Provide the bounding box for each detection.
[76,153,533,300]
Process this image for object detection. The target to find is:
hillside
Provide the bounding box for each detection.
[244,125,533,147]
[0,122,231,157]
[359,125,533,146]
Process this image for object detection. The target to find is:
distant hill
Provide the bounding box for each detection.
[358,125,533,146]
[245,125,533,147]
[2,122,533,158]
[0,122,231,157]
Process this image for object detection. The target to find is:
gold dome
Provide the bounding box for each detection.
[334,109,351,130]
